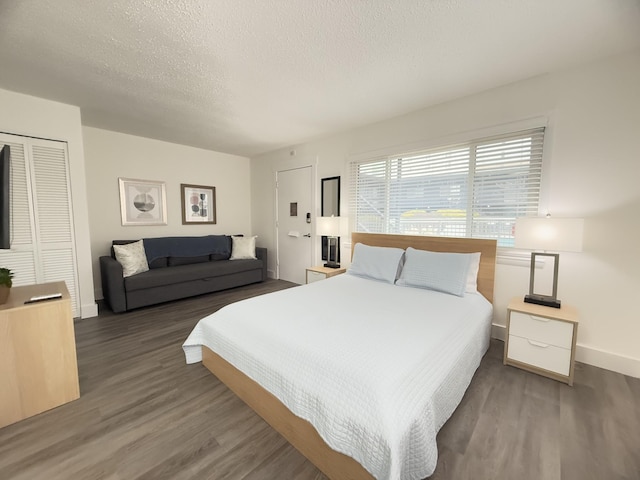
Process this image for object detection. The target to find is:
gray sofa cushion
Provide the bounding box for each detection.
[124,258,263,292]
[168,255,210,267]
[125,268,264,311]
[149,257,168,269]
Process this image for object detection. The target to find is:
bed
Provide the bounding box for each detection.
[183,233,497,480]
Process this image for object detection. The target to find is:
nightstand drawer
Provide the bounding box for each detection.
[306,270,326,283]
[507,335,571,376]
[509,311,573,349]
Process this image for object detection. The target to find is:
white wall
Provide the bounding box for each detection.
[83,127,252,300]
[251,50,640,377]
[0,88,98,318]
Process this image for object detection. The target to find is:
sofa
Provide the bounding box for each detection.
[100,235,266,313]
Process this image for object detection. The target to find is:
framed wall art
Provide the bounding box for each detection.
[118,177,167,226]
[181,184,216,224]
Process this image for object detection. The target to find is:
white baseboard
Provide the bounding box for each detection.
[491,323,640,379]
[574,345,640,379]
[81,302,99,319]
[491,323,507,342]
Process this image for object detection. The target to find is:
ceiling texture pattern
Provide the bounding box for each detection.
[0,0,639,157]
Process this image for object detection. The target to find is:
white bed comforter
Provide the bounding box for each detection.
[183,274,492,480]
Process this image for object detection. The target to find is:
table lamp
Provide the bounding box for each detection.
[514,216,583,308]
[316,216,348,268]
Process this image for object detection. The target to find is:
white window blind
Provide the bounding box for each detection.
[350,128,544,247]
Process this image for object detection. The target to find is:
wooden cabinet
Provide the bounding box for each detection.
[503,297,578,385]
[305,266,346,284]
[0,282,79,428]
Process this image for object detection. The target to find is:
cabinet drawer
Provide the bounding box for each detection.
[507,335,571,376]
[306,270,326,284]
[509,311,573,349]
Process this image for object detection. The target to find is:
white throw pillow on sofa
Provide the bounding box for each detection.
[113,240,149,277]
[230,236,257,260]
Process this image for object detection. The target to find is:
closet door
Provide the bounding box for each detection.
[30,138,80,317]
[0,133,80,317]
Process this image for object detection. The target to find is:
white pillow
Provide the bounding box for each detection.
[466,252,481,293]
[397,247,471,297]
[113,240,149,278]
[347,243,405,284]
[230,235,257,260]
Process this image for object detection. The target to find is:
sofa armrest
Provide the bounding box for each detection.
[256,247,267,280]
[100,255,127,313]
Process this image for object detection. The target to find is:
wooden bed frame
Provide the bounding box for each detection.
[202,233,497,479]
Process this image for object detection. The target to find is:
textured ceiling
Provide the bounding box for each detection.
[0,1,639,157]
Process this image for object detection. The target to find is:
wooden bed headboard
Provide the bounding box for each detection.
[350,232,497,303]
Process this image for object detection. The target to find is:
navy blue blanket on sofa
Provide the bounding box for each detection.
[143,235,230,263]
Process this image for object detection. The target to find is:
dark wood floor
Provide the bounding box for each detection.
[1,279,638,480]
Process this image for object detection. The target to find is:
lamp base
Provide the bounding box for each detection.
[524,294,561,309]
[323,262,341,269]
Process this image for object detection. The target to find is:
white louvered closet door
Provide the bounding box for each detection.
[0,133,80,317]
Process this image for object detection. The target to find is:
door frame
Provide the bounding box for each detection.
[274,162,316,280]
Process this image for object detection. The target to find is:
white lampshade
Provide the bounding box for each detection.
[515,217,584,252]
[316,216,348,237]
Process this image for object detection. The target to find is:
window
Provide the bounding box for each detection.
[350,128,544,247]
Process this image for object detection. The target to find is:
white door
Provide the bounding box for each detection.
[276,166,313,284]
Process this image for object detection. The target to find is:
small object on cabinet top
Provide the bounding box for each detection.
[24,293,63,304]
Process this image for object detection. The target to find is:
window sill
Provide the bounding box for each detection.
[498,248,543,268]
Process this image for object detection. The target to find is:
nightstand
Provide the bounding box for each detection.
[306,265,346,284]
[503,297,579,385]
